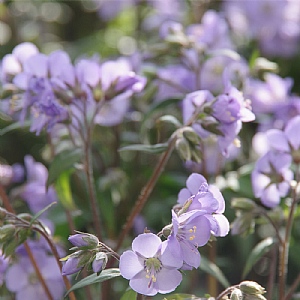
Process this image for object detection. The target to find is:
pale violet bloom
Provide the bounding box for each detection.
[5,246,64,300]
[266,116,300,164]
[119,233,183,296]
[252,151,293,208]
[177,173,229,237]
[167,210,211,270]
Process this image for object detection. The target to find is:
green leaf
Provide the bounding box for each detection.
[47,148,82,187]
[55,170,76,210]
[119,142,168,154]
[29,202,57,226]
[0,120,31,135]
[120,289,137,300]
[199,256,230,288]
[242,237,276,278]
[158,115,182,128]
[65,268,121,296]
[162,294,201,300]
[140,97,182,142]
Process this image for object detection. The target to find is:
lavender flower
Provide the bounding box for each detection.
[0,250,9,286]
[119,233,182,296]
[182,81,254,156]
[266,116,300,164]
[5,247,64,300]
[245,73,293,114]
[20,156,57,215]
[177,173,229,237]
[252,151,293,208]
[167,210,211,269]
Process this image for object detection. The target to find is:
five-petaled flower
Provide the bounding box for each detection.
[119,233,183,296]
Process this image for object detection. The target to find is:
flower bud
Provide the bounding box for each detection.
[62,254,83,276]
[230,288,243,300]
[92,252,108,274]
[69,233,99,248]
[176,138,191,161]
[231,198,257,211]
[0,208,7,220]
[162,224,173,238]
[0,224,15,242]
[239,281,265,295]
[182,127,201,145]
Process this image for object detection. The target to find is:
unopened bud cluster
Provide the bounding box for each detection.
[230,281,266,300]
[175,127,202,163]
[61,233,109,276]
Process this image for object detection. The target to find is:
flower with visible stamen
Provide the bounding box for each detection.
[167,210,211,270]
[119,233,183,296]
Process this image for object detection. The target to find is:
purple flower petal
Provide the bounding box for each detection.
[156,268,182,294]
[5,264,29,292]
[119,250,143,279]
[285,115,300,150]
[160,239,183,268]
[186,173,207,195]
[132,233,161,258]
[130,271,157,296]
[266,129,289,152]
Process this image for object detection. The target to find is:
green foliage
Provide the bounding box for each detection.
[65,268,121,296]
[242,237,276,278]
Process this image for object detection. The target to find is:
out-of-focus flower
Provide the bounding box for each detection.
[119,233,183,296]
[0,163,24,186]
[266,116,300,164]
[224,0,300,58]
[186,10,234,51]
[19,156,57,215]
[245,73,293,115]
[182,78,254,156]
[0,250,9,286]
[5,246,64,300]
[0,42,39,83]
[252,151,293,208]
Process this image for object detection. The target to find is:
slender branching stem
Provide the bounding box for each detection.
[285,271,300,300]
[279,166,299,299]
[0,185,53,300]
[114,135,177,252]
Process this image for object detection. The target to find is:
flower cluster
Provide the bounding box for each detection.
[182,80,255,156]
[119,172,229,296]
[0,43,146,135]
[61,233,109,276]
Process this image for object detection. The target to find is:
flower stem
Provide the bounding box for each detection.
[285,272,300,300]
[115,135,177,252]
[0,185,53,300]
[279,167,299,299]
